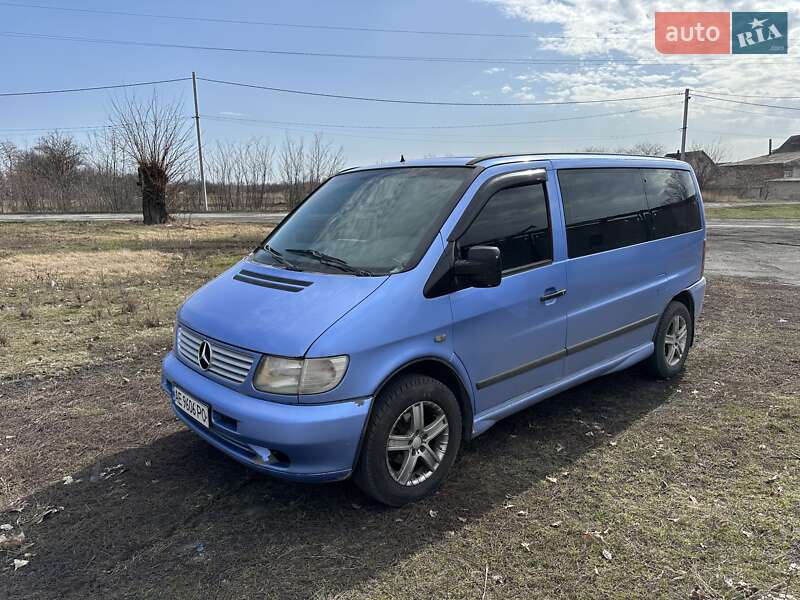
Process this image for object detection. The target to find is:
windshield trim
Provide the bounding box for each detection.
[255,165,484,276]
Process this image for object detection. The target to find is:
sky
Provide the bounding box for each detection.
[0,0,798,166]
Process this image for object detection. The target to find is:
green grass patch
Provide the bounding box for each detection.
[706,204,800,220]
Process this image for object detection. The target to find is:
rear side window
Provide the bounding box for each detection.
[643,169,702,239]
[558,168,649,258]
[459,183,552,272]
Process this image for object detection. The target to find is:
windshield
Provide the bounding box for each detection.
[253,167,473,275]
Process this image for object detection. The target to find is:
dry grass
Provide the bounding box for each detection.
[0,249,172,284]
[0,221,268,256]
[0,221,268,379]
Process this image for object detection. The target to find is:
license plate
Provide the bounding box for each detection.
[174,387,210,429]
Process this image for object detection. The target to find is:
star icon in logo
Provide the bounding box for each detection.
[749,17,767,29]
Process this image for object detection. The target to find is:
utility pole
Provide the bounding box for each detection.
[192,71,209,212]
[769,138,773,155]
[680,88,690,161]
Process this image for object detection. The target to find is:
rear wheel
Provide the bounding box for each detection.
[646,301,692,378]
[354,374,462,506]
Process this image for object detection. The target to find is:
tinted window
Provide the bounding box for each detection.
[459,184,552,272]
[256,167,473,275]
[643,169,702,239]
[558,168,649,258]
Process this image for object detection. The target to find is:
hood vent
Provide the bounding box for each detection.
[233,269,313,293]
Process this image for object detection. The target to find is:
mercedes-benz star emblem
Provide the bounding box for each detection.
[198,341,212,370]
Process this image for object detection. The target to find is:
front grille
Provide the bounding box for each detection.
[177,327,254,384]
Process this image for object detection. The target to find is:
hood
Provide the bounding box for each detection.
[178,259,389,357]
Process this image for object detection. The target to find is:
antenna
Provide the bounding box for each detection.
[400,154,405,163]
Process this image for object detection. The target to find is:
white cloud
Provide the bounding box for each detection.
[481,0,800,157]
[501,85,513,94]
[483,67,506,74]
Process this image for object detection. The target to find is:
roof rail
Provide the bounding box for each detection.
[465,153,526,165]
[467,152,680,166]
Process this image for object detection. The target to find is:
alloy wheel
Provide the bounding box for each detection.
[664,314,688,367]
[385,401,449,486]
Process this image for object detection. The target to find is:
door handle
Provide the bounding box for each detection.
[540,288,567,302]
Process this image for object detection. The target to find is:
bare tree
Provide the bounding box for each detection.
[0,141,19,213]
[305,132,345,189]
[207,138,277,211]
[28,132,84,211]
[278,133,344,209]
[279,134,306,208]
[689,139,729,165]
[85,128,138,212]
[689,139,729,190]
[110,93,193,224]
[615,141,666,157]
[581,145,610,153]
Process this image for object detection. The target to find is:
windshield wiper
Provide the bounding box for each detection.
[262,244,302,271]
[284,248,373,276]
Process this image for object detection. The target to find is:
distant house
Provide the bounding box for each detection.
[664,150,718,190]
[708,135,800,201]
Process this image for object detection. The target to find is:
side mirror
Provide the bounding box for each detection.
[453,245,501,288]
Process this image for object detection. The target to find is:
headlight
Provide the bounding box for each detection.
[253,355,349,395]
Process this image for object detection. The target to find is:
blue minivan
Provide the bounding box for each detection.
[162,153,706,505]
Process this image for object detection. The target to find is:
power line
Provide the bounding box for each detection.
[693,128,785,139]
[0,77,189,97]
[692,88,800,100]
[0,125,110,133]
[203,116,681,145]
[692,93,800,112]
[0,1,633,40]
[199,77,682,107]
[692,98,800,120]
[202,115,638,142]
[0,116,193,134]
[202,101,679,131]
[3,31,799,66]
[0,102,678,138]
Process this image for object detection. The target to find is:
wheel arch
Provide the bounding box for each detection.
[669,289,696,345]
[373,357,475,443]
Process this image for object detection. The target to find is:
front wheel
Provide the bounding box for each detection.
[354,374,462,506]
[645,301,693,378]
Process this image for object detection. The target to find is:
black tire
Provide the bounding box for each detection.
[354,373,462,506]
[645,301,693,378]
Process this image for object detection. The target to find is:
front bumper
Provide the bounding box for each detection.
[161,352,372,482]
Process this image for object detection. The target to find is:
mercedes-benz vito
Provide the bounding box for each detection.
[161,154,706,506]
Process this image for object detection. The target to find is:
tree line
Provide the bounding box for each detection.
[0,93,345,223]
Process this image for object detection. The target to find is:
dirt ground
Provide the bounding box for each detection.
[1,221,798,599]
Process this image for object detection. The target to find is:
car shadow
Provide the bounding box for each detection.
[2,367,682,599]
